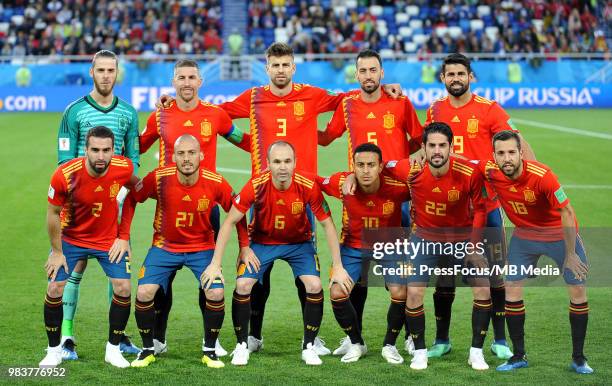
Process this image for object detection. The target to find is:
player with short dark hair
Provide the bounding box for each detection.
[319,143,410,364]
[40,126,136,368]
[119,135,249,368]
[139,59,250,356]
[384,122,491,371]
[56,50,141,359]
[202,141,352,366]
[482,131,592,374]
[424,52,536,360]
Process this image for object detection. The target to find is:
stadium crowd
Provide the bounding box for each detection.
[0,0,609,57]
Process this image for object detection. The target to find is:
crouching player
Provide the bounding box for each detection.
[319,143,410,364]
[119,135,249,368]
[202,141,352,366]
[484,131,592,374]
[40,126,136,368]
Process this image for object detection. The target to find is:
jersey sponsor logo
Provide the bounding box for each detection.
[523,189,536,203]
[182,194,192,201]
[110,182,121,198]
[451,115,460,123]
[366,112,376,119]
[197,198,210,211]
[448,189,460,202]
[291,201,304,214]
[48,185,55,199]
[293,101,305,116]
[383,201,395,215]
[201,120,212,136]
[95,185,104,192]
[554,187,567,204]
[59,137,70,151]
[467,118,479,137]
[383,112,395,132]
[184,120,194,127]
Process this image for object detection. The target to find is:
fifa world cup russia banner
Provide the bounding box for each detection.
[0,84,609,112]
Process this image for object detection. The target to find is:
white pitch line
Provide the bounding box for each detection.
[513,118,612,140]
[217,167,251,175]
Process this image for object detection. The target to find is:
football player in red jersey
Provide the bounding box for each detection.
[40,126,136,368]
[319,143,410,364]
[425,53,536,360]
[139,59,249,357]
[484,131,591,374]
[382,123,491,371]
[202,141,352,366]
[119,135,249,369]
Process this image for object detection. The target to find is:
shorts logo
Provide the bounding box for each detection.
[448,189,460,202]
[138,266,145,279]
[467,118,479,137]
[197,198,210,211]
[383,112,395,132]
[383,201,395,215]
[292,201,304,214]
[109,182,121,198]
[523,189,536,203]
[201,120,212,137]
[293,101,305,116]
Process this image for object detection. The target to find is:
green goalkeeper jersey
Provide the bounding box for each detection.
[57,94,140,174]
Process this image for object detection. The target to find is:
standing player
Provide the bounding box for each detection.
[56,50,140,359]
[424,53,536,360]
[317,49,423,355]
[40,127,135,368]
[483,131,592,374]
[139,59,249,357]
[219,42,402,355]
[319,143,410,364]
[202,141,352,366]
[118,135,249,368]
[383,123,491,371]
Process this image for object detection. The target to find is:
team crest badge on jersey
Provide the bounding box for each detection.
[201,120,212,137]
[383,201,395,215]
[383,112,395,132]
[448,189,460,202]
[293,101,305,117]
[467,118,479,137]
[292,201,304,214]
[197,198,210,211]
[109,182,121,198]
[118,116,128,132]
[523,189,536,203]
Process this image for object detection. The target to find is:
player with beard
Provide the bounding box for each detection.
[139,59,250,358]
[317,49,422,356]
[482,131,592,374]
[424,53,536,360]
[55,50,140,360]
[40,126,136,368]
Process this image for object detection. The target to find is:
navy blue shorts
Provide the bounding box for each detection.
[342,246,405,285]
[138,247,222,292]
[238,242,320,283]
[53,240,130,281]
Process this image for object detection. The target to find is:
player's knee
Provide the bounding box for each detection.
[504,283,523,301]
[329,283,347,300]
[388,285,407,300]
[136,285,156,302]
[303,279,322,294]
[111,279,131,297]
[47,281,66,298]
[235,279,254,295]
[205,288,224,301]
[568,285,587,303]
[406,287,424,307]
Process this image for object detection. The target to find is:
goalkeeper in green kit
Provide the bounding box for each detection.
[56,50,141,359]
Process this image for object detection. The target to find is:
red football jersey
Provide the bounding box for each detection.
[320,93,423,168]
[47,156,134,250]
[119,166,248,252]
[233,170,331,244]
[140,101,235,170]
[425,94,518,212]
[480,160,572,241]
[385,157,486,241]
[221,84,347,175]
[319,172,409,249]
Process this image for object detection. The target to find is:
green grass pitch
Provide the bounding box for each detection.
[0,109,610,384]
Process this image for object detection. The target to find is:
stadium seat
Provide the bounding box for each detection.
[370,5,383,17]
[10,15,24,26]
[405,5,419,18]
[382,6,395,18]
[395,13,409,25]
[448,26,463,39]
[440,5,449,15]
[412,34,428,45]
[485,26,499,42]
[274,28,289,43]
[0,22,9,34]
[532,19,544,32]
[399,26,413,39]
[334,6,347,17]
[435,26,449,37]
[345,0,357,9]
[179,42,193,53]
[312,26,326,35]
[409,19,423,30]
[477,5,491,17]
[470,19,484,31]
[404,41,417,53]
[380,48,394,58]
[376,20,387,29]
[154,42,169,54]
[460,19,471,32]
